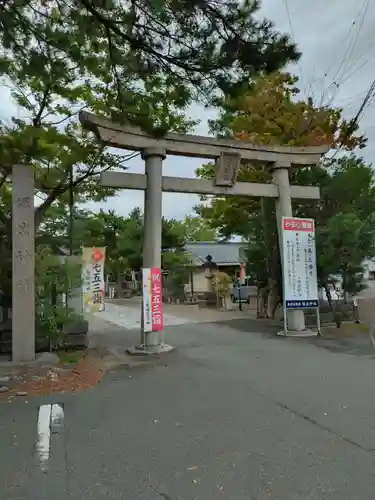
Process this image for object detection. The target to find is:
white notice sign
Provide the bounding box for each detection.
[281,217,318,309]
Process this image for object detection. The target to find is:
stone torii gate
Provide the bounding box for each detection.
[79,112,329,353]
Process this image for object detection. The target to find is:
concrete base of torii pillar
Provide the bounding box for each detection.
[277,329,318,337]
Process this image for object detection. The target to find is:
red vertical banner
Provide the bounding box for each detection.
[150,268,163,331]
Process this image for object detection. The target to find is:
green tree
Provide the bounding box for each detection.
[196,73,366,236]
[316,212,375,302]
[162,250,191,300]
[0,0,201,232]
[0,2,198,304]
[38,205,189,276]
[166,215,217,242]
[2,0,300,111]
[195,72,368,315]
[212,271,232,308]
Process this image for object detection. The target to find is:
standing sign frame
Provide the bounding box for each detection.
[280,217,320,335]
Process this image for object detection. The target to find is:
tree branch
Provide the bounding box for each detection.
[33,83,52,128]
[78,0,206,73]
[34,181,66,228]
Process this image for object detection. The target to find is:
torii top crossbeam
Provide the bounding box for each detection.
[79,112,328,166]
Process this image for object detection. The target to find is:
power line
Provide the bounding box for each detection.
[337,40,375,90]
[339,57,373,88]
[333,0,372,86]
[331,0,371,85]
[282,0,307,95]
[329,78,375,160]
[323,0,370,81]
[319,0,372,105]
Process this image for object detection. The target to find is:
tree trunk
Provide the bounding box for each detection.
[266,241,283,319]
[259,196,282,319]
[324,284,332,308]
[266,279,281,319]
[257,285,269,318]
[116,271,123,299]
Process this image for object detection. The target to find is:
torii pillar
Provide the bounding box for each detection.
[141,147,165,349]
[272,161,304,331]
[79,112,329,352]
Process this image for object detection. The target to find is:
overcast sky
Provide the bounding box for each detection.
[2,1,375,220]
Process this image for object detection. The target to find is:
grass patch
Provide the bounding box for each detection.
[58,350,86,365]
[321,322,370,337]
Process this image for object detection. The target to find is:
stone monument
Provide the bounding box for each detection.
[12,165,35,361]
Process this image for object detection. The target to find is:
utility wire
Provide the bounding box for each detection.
[282,0,307,95]
[331,0,371,86]
[336,42,375,91]
[323,0,370,82]
[319,0,372,105]
[339,58,372,88]
[328,78,375,160]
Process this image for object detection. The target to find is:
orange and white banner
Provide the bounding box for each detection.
[82,247,106,313]
[142,268,163,332]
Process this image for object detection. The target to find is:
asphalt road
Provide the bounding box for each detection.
[1,319,375,499]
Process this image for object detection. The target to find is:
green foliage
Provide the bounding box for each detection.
[0,0,209,251]
[209,72,366,149]
[38,206,191,278]
[196,73,367,239]
[244,200,275,287]
[163,251,191,297]
[165,215,218,242]
[212,271,232,298]
[1,0,300,110]
[195,72,373,301]
[218,157,375,298]
[317,212,375,295]
[35,246,82,349]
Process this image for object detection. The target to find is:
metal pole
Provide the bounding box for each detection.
[283,305,288,336]
[272,162,306,332]
[238,282,242,311]
[316,306,321,336]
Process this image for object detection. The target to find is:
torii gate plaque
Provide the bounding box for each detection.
[80,112,328,353]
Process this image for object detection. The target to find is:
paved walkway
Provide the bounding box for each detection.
[95,299,257,331]
[97,302,198,329]
[89,300,259,353]
[2,320,375,499]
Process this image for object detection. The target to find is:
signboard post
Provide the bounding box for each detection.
[142,268,164,349]
[280,217,320,336]
[82,247,106,313]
